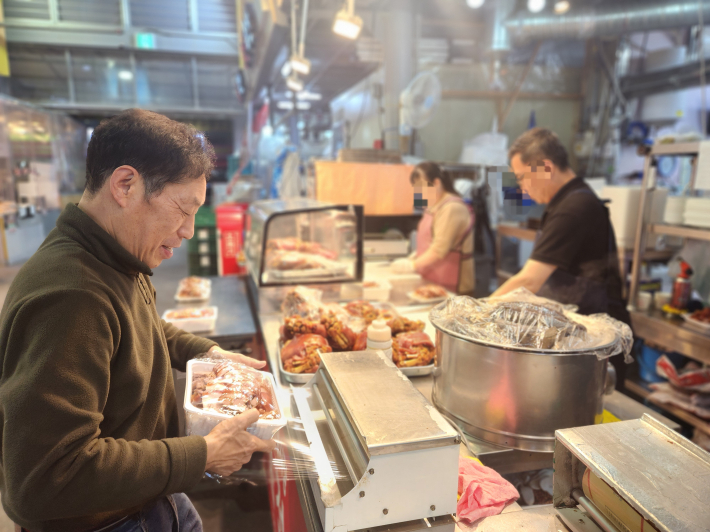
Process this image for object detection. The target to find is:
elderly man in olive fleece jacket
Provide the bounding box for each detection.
[0,110,275,532]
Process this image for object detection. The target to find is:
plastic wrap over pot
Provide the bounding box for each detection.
[429,288,633,361]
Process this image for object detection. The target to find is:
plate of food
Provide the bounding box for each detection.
[277,312,369,383]
[267,251,348,279]
[185,359,285,439]
[683,308,710,333]
[162,306,217,333]
[278,334,332,384]
[407,284,449,304]
[175,276,211,302]
[392,330,436,377]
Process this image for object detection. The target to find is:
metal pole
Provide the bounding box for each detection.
[299,0,309,57]
[120,0,131,31]
[698,2,707,137]
[191,56,200,109]
[189,0,199,33]
[291,0,298,56]
[129,52,138,105]
[48,0,59,24]
[628,152,654,310]
[64,49,75,103]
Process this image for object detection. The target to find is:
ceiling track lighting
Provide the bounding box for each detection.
[527,0,546,13]
[286,74,304,93]
[333,0,362,40]
[554,0,570,14]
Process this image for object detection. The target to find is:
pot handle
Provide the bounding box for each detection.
[604,363,617,395]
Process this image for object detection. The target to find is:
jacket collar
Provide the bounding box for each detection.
[56,204,153,276]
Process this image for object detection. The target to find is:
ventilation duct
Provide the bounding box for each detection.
[505,1,710,42]
[489,0,516,53]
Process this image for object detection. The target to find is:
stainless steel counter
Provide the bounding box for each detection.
[254,262,682,532]
[151,246,257,350]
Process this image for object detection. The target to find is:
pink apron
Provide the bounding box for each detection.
[416,196,475,294]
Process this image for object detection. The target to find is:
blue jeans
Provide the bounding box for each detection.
[111,493,202,532]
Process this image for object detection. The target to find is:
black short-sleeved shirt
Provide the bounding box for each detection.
[531,177,626,315]
[531,177,613,275]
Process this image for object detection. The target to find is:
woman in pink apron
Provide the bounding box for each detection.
[392,162,475,295]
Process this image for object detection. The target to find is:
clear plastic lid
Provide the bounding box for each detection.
[429,288,633,361]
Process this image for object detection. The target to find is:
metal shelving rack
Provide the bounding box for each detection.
[627,141,710,431]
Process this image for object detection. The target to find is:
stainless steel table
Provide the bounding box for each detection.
[151,246,257,350]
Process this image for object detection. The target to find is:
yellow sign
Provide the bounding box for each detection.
[0,0,9,77]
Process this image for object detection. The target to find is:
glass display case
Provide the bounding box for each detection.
[246,199,363,288]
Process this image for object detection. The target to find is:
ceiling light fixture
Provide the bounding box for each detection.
[277,101,295,110]
[281,61,292,78]
[466,0,485,8]
[554,0,570,14]
[286,0,312,77]
[333,0,362,40]
[286,74,304,93]
[297,91,322,101]
[117,70,134,81]
[289,54,311,75]
[527,0,545,13]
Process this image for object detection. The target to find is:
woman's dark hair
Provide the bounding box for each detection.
[410,161,459,196]
[85,108,215,198]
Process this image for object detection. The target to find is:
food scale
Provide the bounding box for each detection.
[291,350,460,532]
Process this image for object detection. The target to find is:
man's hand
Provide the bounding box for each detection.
[207,346,266,370]
[204,409,277,476]
[491,259,557,297]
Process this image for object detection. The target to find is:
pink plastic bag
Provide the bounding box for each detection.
[457,457,519,523]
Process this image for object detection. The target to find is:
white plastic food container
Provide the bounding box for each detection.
[362,279,392,302]
[162,306,218,333]
[174,278,212,302]
[184,359,286,439]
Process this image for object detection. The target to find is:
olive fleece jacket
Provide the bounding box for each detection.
[0,204,217,531]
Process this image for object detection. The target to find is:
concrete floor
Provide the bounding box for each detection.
[0,255,274,532]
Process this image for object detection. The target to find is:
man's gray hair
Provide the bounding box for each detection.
[509,127,570,171]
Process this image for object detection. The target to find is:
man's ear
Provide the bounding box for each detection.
[542,159,555,174]
[109,166,141,208]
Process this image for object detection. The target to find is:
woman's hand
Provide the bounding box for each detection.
[207,346,266,370]
[391,258,415,274]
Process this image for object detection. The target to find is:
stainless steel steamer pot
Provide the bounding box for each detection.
[431,323,615,452]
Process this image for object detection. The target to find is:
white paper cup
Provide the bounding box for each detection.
[637,291,652,311]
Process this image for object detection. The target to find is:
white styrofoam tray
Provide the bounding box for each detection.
[406,291,448,305]
[278,343,318,384]
[184,359,286,439]
[162,306,218,333]
[175,278,212,302]
[683,313,710,333]
[398,363,435,377]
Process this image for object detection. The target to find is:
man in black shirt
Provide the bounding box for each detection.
[493,128,630,388]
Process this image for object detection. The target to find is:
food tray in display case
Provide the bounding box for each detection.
[277,342,320,384]
[246,199,364,287]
